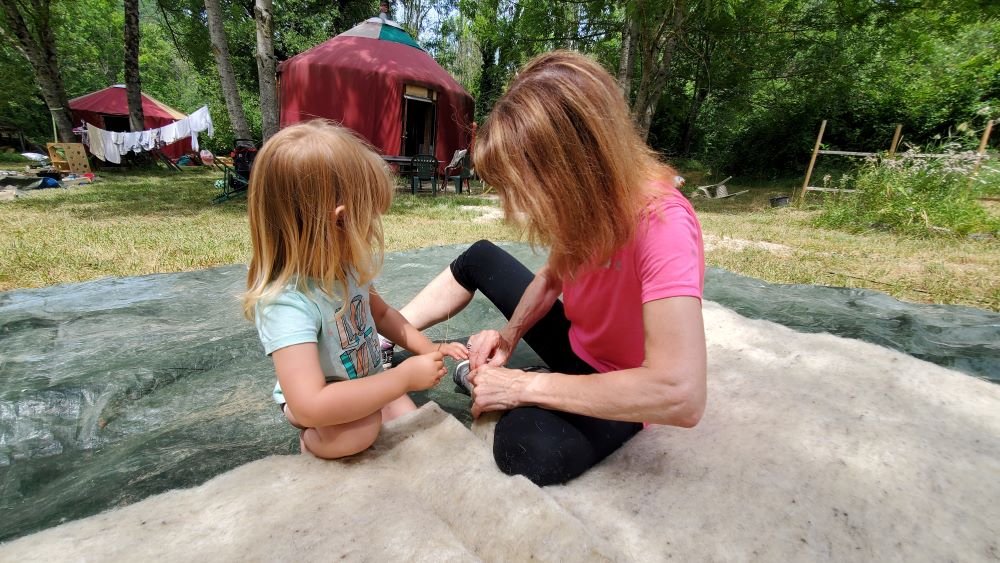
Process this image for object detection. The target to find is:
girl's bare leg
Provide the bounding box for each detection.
[284,395,415,457]
[381,394,417,422]
[398,267,474,330]
[281,406,310,453]
[302,410,383,459]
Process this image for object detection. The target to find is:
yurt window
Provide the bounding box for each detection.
[401,86,437,156]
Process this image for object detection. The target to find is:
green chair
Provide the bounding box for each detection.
[410,154,439,195]
[213,163,249,204]
[212,140,257,204]
[445,149,473,194]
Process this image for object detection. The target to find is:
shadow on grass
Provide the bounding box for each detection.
[685,178,803,216]
[7,169,248,220]
[387,192,496,218]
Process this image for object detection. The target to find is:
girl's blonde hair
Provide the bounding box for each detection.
[243,120,393,320]
[475,50,677,280]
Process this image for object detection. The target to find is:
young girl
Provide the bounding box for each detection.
[243,120,468,459]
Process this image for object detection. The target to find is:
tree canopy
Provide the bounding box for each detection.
[0,0,996,175]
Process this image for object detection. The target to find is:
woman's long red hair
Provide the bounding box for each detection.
[475,50,677,280]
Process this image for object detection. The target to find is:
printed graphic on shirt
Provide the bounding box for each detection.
[335,294,380,379]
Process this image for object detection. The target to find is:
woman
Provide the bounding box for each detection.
[398,51,707,486]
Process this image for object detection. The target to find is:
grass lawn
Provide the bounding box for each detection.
[1,168,997,311]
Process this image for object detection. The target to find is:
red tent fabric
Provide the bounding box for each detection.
[69,85,191,159]
[278,19,474,173]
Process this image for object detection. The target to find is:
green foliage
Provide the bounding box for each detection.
[2,0,996,177]
[0,152,30,163]
[645,2,1000,177]
[815,150,1000,237]
[0,41,47,143]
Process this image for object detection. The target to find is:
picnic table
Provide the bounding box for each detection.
[381,155,414,175]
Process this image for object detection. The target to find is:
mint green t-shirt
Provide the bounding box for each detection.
[255,277,384,404]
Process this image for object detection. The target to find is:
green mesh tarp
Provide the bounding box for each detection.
[1,243,997,542]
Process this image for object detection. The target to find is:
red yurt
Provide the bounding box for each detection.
[69,85,192,159]
[278,17,474,170]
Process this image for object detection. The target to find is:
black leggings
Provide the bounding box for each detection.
[450,240,643,486]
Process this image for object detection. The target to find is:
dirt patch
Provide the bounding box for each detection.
[0,186,29,201]
[703,234,792,255]
[978,198,1000,219]
[460,205,505,224]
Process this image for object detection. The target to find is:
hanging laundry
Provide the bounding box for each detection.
[159,122,179,145]
[186,106,214,151]
[106,132,122,164]
[85,123,106,162]
[82,106,215,163]
[121,131,143,154]
[139,129,160,151]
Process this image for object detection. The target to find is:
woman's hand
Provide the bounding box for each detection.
[398,351,447,392]
[436,341,469,362]
[469,365,537,418]
[466,329,516,370]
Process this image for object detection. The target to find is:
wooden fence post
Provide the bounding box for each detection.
[972,119,994,175]
[888,124,903,156]
[798,120,827,204]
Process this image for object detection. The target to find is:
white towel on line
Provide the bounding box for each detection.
[83,106,215,161]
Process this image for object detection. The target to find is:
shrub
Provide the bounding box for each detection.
[814,146,1000,237]
[0,152,31,163]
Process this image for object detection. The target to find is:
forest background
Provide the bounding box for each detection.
[1,0,998,178]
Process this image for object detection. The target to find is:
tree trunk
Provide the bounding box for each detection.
[0,0,75,142]
[631,0,686,140]
[205,0,254,141]
[564,3,578,49]
[680,84,708,155]
[475,38,498,122]
[617,10,637,99]
[332,0,350,34]
[254,0,278,142]
[680,37,712,155]
[401,0,428,38]
[124,0,145,132]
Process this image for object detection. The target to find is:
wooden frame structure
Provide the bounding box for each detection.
[46,143,92,175]
[797,119,995,204]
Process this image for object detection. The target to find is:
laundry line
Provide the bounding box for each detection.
[84,106,214,164]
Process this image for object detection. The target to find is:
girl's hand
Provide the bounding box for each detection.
[469,366,535,418]
[399,351,447,392]
[467,329,515,370]
[436,341,469,361]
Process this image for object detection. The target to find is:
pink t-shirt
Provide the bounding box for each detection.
[562,186,704,373]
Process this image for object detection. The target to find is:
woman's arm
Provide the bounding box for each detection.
[273,343,444,428]
[470,296,707,427]
[467,263,563,369]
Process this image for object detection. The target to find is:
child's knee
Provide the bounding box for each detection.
[303,411,382,459]
[282,404,306,430]
[381,394,417,422]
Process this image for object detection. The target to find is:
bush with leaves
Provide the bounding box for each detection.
[0,152,30,163]
[815,146,1000,237]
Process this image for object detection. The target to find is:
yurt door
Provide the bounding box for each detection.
[401,86,437,156]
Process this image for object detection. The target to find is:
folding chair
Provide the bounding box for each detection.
[212,139,257,204]
[444,149,473,194]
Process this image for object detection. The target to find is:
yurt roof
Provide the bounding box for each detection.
[69,85,187,121]
[277,19,470,99]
